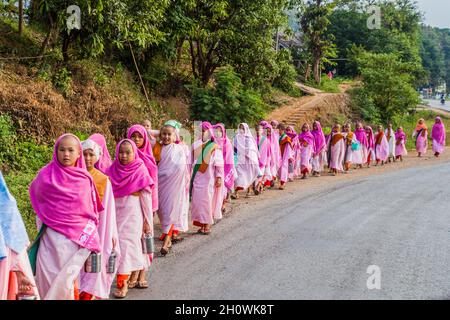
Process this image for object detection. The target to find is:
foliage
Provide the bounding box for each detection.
[353,50,420,124]
[52,66,72,93]
[189,67,268,128]
[272,49,298,94]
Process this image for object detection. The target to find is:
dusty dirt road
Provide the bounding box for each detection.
[125,149,450,300]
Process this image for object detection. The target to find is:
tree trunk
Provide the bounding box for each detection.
[313,57,321,84]
[18,0,24,35]
[304,63,311,82]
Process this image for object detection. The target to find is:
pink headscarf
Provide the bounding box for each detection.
[432,116,446,145]
[201,121,216,142]
[355,126,369,148]
[395,128,406,141]
[106,139,153,198]
[298,124,315,147]
[29,134,102,252]
[311,121,326,154]
[88,133,112,173]
[213,123,234,190]
[285,125,298,141]
[365,126,375,149]
[234,123,259,165]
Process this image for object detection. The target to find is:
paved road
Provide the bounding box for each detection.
[423,98,450,112]
[129,161,450,300]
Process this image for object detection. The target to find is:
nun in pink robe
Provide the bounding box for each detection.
[156,122,190,240]
[106,139,154,296]
[79,139,121,300]
[191,122,224,234]
[278,126,295,187]
[127,125,159,213]
[432,116,446,156]
[298,123,315,178]
[413,119,428,156]
[355,124,369,166]
[257,122,273,186]
[286,126,300,180]
[1,171,40,300]
[270,120,282,176]
[365,126,376,166]
[213,123,235,200]
[30,134,102,300]
[89,133,113,173]
[311,121,327,174]
[327,125,345,173]
[233,123,260,191]
[374,126,389,164]
[395,128,408,159]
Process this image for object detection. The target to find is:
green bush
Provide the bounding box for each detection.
[349,87,381,123]
[272,49,298,95]
[53,67,72,94]
[189,67,268,128]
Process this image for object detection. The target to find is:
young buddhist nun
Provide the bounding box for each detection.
[89,133,113,173]
[79,139,120,300]
[354,122,369,169]
[374,125,389,165]
[365,126,376,167]
[259,121,276,189]
[152,120,190,256]
[286,125,300,181]
[106,139,154,298]
[298,123,314,179]
[213,123,235,208]
[143,119,158,148]
[191,121,224,235]
[327,124,345,176]
[270,120,282,185]
[311,121,327,176]
[0,171,39,300]
[127,125,159,213]
[29,134,102,300]
[413,118,428,157]
[232,123,260,198]
[385,123,396,162]
[395,127,408,161]
[432,116,446,157]
[342,123,360,172]
[255,124,269,194]
[277,123,294,189]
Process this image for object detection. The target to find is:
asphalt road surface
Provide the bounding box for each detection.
[129,161,450,300]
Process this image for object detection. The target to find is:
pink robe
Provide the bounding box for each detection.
[414,130,428,154]
[79,180,120,299]
[329,136,345,171]
[395,139,408,157]
[157,143,190,234]
[115,190,153,275]
[0,248,40,300]
[191,140,224,225]
[257,135,272,184]
[375,134,389,162]
[35,225,91,300]
[278,141,294,183]
[300,142,313,173]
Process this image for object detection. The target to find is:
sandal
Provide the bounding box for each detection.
[137,280,148,289]
[172,237,184,244]
[114,282,129,299]
[160,247,170,256]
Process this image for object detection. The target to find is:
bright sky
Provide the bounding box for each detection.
[415,0,450,28]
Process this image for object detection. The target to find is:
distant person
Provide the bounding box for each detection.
[1,171,39,300]
[298,123,314,179]
[395,127,407,162]
[342,123,360,173]
[385,123,396,163]
[327,71,333,80]
[286,125,299,181]
[88,133,113,173]
[354,122,368,169]
[277,123,294,189]
[365,126,376,167]
[311,121,327,177]
[431,116,446,157]
[142,119,158,147]
[412,119,428,157]
[327,124,345,176]
[374,125,389,166]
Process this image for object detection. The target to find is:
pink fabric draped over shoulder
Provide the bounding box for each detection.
[213,123,235,192]
[88,133,112,173]
[29,134,102,252]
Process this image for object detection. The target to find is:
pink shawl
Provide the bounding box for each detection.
[432,117,446,145]
[88,133,112,173]
[298,127,315,147]
[366,127,375,149]
[355,127,369,148]
[29,134,102,252]
[213,123,234,190]
[311,121,326,154]
[395,129,406,141]
[106,139,153,198]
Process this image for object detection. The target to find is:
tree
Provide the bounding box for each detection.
[298,0,337,84]
[355,50,420,123]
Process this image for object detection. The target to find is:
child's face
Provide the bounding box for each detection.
[143,120,151,131]
[57,136,80,167]
[202,129,210,141]
[119,142,135,165]
[332,126,339,133]
[267,128,271,136]
[302,125,308,132]
[130,132,144,148]
[378,126,383,132]
[256,125,263,136]
[161,126,175,145]
[83,149,98,170]
[313,123,318,131]
[215,128,223,138]
[343,125,349,132]
[239,124,245,134]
